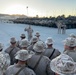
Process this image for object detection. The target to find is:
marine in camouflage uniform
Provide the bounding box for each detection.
[16,34,26,49]
[28,36,38,52]
[4,50,36,75]
[63,37,76,62]
[27,41,53,75]
[0,43,10,70]
[5,37,20,65]
[24,25,33,41]
[0,53,7,75]
[44,37,61,60]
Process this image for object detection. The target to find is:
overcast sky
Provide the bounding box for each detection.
[0,0,76,17]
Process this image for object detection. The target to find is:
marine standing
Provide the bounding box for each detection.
[24,25,33,41]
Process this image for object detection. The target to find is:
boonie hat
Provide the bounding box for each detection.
[69,33,76,38]
[15,49,33,61]
[30,36,38,43]
[35,31,40,37]
[33,41,45,52]
[20,39,29,47]
[50,54,76,74]
[63,37,76,47]
[45,37,53,45]
[10,37,16,43]
[20,34,26,38]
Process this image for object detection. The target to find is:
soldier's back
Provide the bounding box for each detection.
[27,54,54,75]
[5,64,36,75]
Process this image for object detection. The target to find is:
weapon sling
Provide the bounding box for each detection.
[33,54,43,71]
[15,66,25,75]
[9,48,15,65]
[9,48,15,55]
[49,49,55,59]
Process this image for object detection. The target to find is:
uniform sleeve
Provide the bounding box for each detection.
[5,53,10,67]
[46,61,53,75]
[4,67,11,75]
[5,47,10,54]
[46,58,55,75]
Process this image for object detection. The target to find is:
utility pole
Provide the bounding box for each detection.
[26,6,28,16]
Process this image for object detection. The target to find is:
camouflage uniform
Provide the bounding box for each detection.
[63,37,76,62]
[44,37,61,60]
[0,52,10,75]
[28,44,35,52]
[1,51,10,67]
[16,34,26,49]
[27,53,53,75]
[24,26,33,41]
[64,49,76,62]
[27,41,54,75]
[4,64,36,75]
[5,50,36,75]
[43,48,61,60]
[5,46,20,65]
